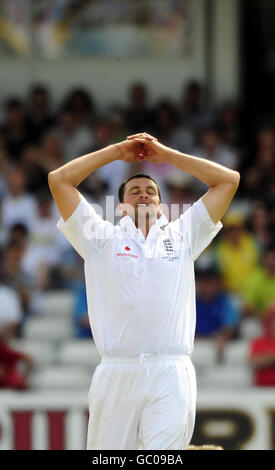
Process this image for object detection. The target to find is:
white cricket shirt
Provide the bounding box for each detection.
[57,195,223,358]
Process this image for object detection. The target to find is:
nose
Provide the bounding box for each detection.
[138,193,149,202]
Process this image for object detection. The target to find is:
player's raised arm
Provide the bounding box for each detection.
[127,132,240,224]
[48,139,144,221]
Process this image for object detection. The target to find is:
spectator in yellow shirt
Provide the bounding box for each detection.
[242,245,275,317]
[215,211,260,295]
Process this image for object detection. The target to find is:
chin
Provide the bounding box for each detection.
[138,208,158,220]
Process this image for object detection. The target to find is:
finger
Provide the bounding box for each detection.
[127,134,143,139]
[127,133,157,141]
[127,133,152,138]
[134,136,157,141]
[132,137,153,144]
[143,132,158,140]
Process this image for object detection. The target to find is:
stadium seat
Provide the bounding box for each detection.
[58,339,100,368]
[23,316,73,342]
[223,340,250,365]
[192,339,217,367]
[10,339,55,365]
[41,290,74,318]
[202,364,252,389]
[29,365,92,390]
[239,317,262,339]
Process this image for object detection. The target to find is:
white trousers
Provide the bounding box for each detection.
[86,354,197,450]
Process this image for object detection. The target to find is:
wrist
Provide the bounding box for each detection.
[163,146,182,165]
[112,143,123,161]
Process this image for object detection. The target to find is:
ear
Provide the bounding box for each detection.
[157,203,163,218]
[117,202,127,217]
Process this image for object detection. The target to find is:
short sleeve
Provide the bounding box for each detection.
[57,195,114,259]
[175,197,223,261]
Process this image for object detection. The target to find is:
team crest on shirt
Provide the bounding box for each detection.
[161,238,179,261]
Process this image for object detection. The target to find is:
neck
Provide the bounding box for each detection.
[135,215,156,238]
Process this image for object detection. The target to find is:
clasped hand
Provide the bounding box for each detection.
[118,132,166,163]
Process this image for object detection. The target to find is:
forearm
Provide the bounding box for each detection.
[165,147,239,187]
[49,143,120,188]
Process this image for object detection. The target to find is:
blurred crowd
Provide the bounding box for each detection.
[0,80,275,389]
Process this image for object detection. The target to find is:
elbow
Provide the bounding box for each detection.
[48,170,61,189]
[225,171,240,189]
[232,171,240,186]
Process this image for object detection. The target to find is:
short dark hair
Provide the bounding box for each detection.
[5,98,23,111]
[118,174,161,203]
[10,223,29,236]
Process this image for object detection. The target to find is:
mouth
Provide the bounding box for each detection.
[136,203,153,210]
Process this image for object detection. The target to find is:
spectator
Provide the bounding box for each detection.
[168,124,194,155]
[242,245,275,318]
[163,170,198,223]
[20,145,49,194]
[194,127,238,170]
[25,84,55,144]
[239,128,275,200]
[0,341,32,390]
[125,82,153,134]
[151,99,180,145]
[73,282,92,339]
[191,127,239,196]
[64,87,97,127]
[0,274,33,390]
[20,134,64,195]
[0,282,23,340]
[195,267,239,363]
[18,191,63,290]
[54,104,93,163]
[247,202,273,256]
[0,144,8,199]
[215,210,260,296]
[165,170,197,206]
[8,222,29,250]
[59,248,84,290]
[108,105,128,143]
[216,100,241,148]
[178,80,215,136]
[81,119,129,201]
[0,165,37,244]
[0,241,35,318]
[249,304,275,386]
[0,98,31,162]
[41,132,64,171]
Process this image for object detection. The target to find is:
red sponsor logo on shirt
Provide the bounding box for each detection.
[117,252,138,259]
[116,245,138,259]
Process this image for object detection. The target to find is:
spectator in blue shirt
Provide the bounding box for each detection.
[195,267,239,363]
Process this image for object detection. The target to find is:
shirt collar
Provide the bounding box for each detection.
[118,213,169,235]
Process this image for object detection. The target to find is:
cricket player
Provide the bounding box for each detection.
[48,132,240,450]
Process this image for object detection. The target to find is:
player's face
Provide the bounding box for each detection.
[120,178,162,221]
